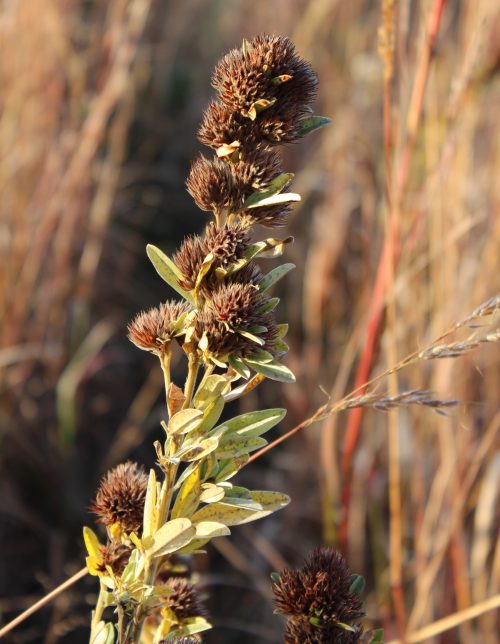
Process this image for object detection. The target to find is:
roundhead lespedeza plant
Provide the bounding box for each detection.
[83,35,330,643]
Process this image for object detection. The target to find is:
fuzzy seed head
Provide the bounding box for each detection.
[195,281,277,359]
[163,578,208,621]
[212,34,317,116]
[285,615,363,644]
[91,461,148,535]
[186,155,240,213]
[273,548,364,641]
[97,541,133,576]
[127,300,192,354]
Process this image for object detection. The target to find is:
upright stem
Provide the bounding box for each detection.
[183,357,200,409]
[160,349,172,413]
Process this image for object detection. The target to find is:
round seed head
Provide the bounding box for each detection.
[163,578,208,621]
[91,461,148,535]
[174,222,251,295]
[212,34,317,116]
[97,541,132,576]
[285,615,363,644]
[173,234,206,291]
[186,155,241,213]
[272,547,364,629]
[198,100,305,152]
[195,281,276,359]
[127,300,192,354]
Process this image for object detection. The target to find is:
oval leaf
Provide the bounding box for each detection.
[168,408,204,435]
[171,465,201,519]
[245,358,296,383]
[191,491,289,526]
[246,192,301,209]
[194,521,231,538]
[146,244,194,304]
[216,436,267,459]
[148,518,195,557]
[297,115,332,137]
[215,408,286,441]
[258,264,295,292]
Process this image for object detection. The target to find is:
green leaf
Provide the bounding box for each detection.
[146,244,195,304]
[245,358,296,383]
[142,469,157,539]
[172,616,212,637]
[258,263,295,292]
[246,192,300,209]
[297,115,332,137]
[214,455,249,482]
[276,323,289,339]
[167,408,204,435]
[148,518,195,557]
[121,549,142,583]
[91,621,115,644]
[228,354,251,379]
[237,328,265,345]
[193,375,231,410]
[171,465,201,519]
[243,173,293,208]
[349,573,366,595]
[216,408,286,441]
[197,395,225,432]
[191,490,289,526]
[177,436,220,462]
[216,436,267,459]
[259,297,280,314]
[193,521,231,539]
[199,483,226,503]
[244,348,274,364]
[219,496,263,511]
[270,571,281,583]
[370,628,385,643]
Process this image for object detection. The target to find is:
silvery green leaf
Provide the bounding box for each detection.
[243,173,293,208]
[148,518,195,557]
[228,354,251,379]
[167,408,204,435]
[258,264,295,292]
[216,435,267,459]
[146,244,195,304]
[246,192,300,209]
[215,455,249,482]
[245,358,296,383]
[215,407,286,441]
[258,297,280,314]
[297,115,332,136]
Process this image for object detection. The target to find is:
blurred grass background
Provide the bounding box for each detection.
[0,0,499,642]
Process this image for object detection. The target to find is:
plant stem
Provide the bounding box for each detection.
[160,349,172,413]
[183,357,200,409]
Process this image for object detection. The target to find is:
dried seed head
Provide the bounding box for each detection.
[173,234,206,291]
[174,222,251,294]
[272,548,364,639]
[231,148,283,192]
[186,155,240,213]
[198,100,305,152]
[204,220,251,269]
[128,301,192,354]
[195,281,276,359]
[212,34,317,116]
[163,578,208,621]
[97,541,133,576]
[285,615,363,644]
[91,461,148,535]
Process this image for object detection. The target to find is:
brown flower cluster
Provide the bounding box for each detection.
[127,300,192,355]
[195,34,317,228]
[91,461,148,535]
[272,548,364,643]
